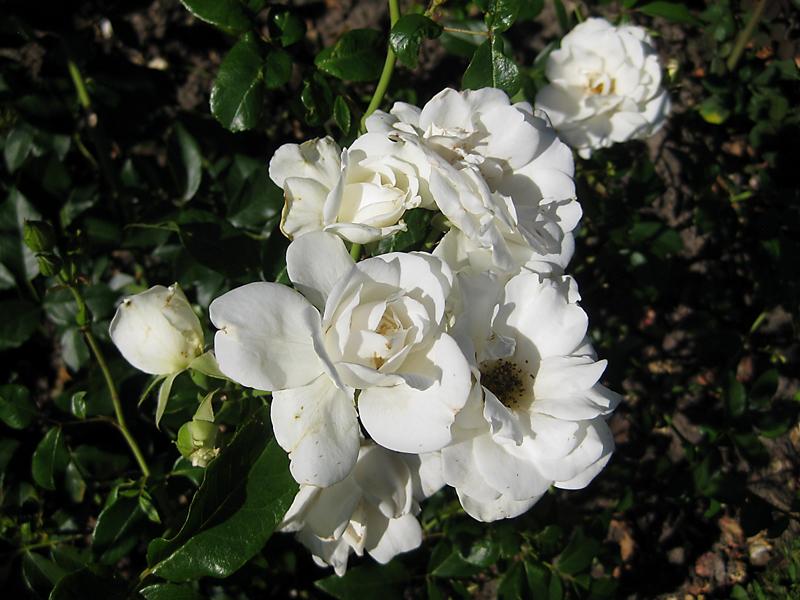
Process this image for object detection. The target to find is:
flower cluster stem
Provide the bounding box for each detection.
[360,0,401,133]
[82,325,151,477]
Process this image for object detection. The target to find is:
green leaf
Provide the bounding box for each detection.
[637,2,699,24]
[315,29,385,82]
[462,36,521,96]
[548,572,564,600]
[0,187,41,282]
[49,565,127,600]
[485,0,521,33]
[61,327,89,372]
[524,560,550,597]
[64,460,87,503]
[698,95,731,124]
[70,391,87,420]
[554,528,600,575]
[21,551,68,596]
[140,583,202,600]
[315,561,410,600]
[0,438,20,473]
[334,96,352,134]
[272,9,306,47]
[432,548,483,578]
[31,427,69,490]
[750,369,778,410]
[0,299,40,350]
[92,492,147,564]
[300,73,334,126]
[0,383,36,429]
[726,373,747,418]
[147,406,297,581]
[464,538,500,567]
[553,0,570,34]
[390,14,443,68]
[264,48,292,89]
[4,124,34,173]
[178,0,252,35]
[173,123,202,202]
[210,32,265,132]
[375,208,432,254]
[518,0,545,20]
[498,561,524,599]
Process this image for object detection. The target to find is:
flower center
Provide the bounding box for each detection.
[586,72,616,95]
[479,359,535,411]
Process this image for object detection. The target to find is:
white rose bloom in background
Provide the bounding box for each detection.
[367,88,580,274]
[441,271,620,521]
[210,232,470,486]
[536,17,671,158]
[279,443,443,576]
[269,134,431,244]
[109,284,204,375]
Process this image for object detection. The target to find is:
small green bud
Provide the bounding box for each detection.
[36,253,62,277]
[23,220,56,253]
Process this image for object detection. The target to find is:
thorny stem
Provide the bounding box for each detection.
[726,0,767,72]
[360,0,401,133]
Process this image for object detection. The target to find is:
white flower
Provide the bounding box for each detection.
[269,134,430,244]
[535,17,671,158]
[109,284,204,375]
[367,88,580,275]
[441,272,620,521]
[209,232,470,486]
[279,442,441,576]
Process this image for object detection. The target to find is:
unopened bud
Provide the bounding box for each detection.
[23,220,56,253]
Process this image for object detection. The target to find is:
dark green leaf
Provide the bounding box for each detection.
[173,123,202,202]
[432,548,483,578]
[390,14,443,68]
[300,73,334,126]
[61,328,89,372]
[70,391,87,420]
[518,0,545,20]
[462,36,521,96]
[315,29,385,82]
[524,560,550,597]
[49,566,127,600]
[726,373,747,418]
[4,124,35,172]
[31,427,69,490]
[21,551,68,597]
[210,33,265,132]
[750,369,778,410]
[485,0,521,33]
[179,221,262,277]
[554,528,600,575]
[464,538,500,567]
[0,383,36,429]
[178,0,251,35]
[315,561,410,600]
[265,48,293,89]
[549,572,564,600]
[272,10,306,47]
[72,445,129,479]
[375,208,432,254]
[140,583,202,600]
[498,561,524,599]
[334,96,352,134]
[0,438,20,473]
[92,492,147,564]
[637,2,699,24]
[147,406,297,581]
[0,187,41,281]
[553,0,570,34]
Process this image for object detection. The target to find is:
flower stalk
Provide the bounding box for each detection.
[360,0,400,132]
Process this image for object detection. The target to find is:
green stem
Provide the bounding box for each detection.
[349,242,362,261]
[726,0,767,72]
[66,60,91,110]
[360,0,401,133]
[82,322,151,478]
[442,26,489,36]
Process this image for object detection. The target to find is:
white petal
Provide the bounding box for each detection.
[269,137,341,189]
[473,433,551,501]
[550,418,615,488]
[280,177,329,239]
[364,509,423,564]
[456,488,539,523]
[211,282,329,390]
[287,231,355,311]
[353,445,413,519]
[358,334,471,453]
[271,374,360,486]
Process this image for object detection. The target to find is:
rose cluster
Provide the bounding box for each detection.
[213,85,620,572]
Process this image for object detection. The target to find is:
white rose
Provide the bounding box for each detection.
[269,134,430,244]
[209,232,470,486]
[441,272,620,521]
[279,443,441,576]
[536,17,671,158]
[109,284,204,375]
[367,88,580,274]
